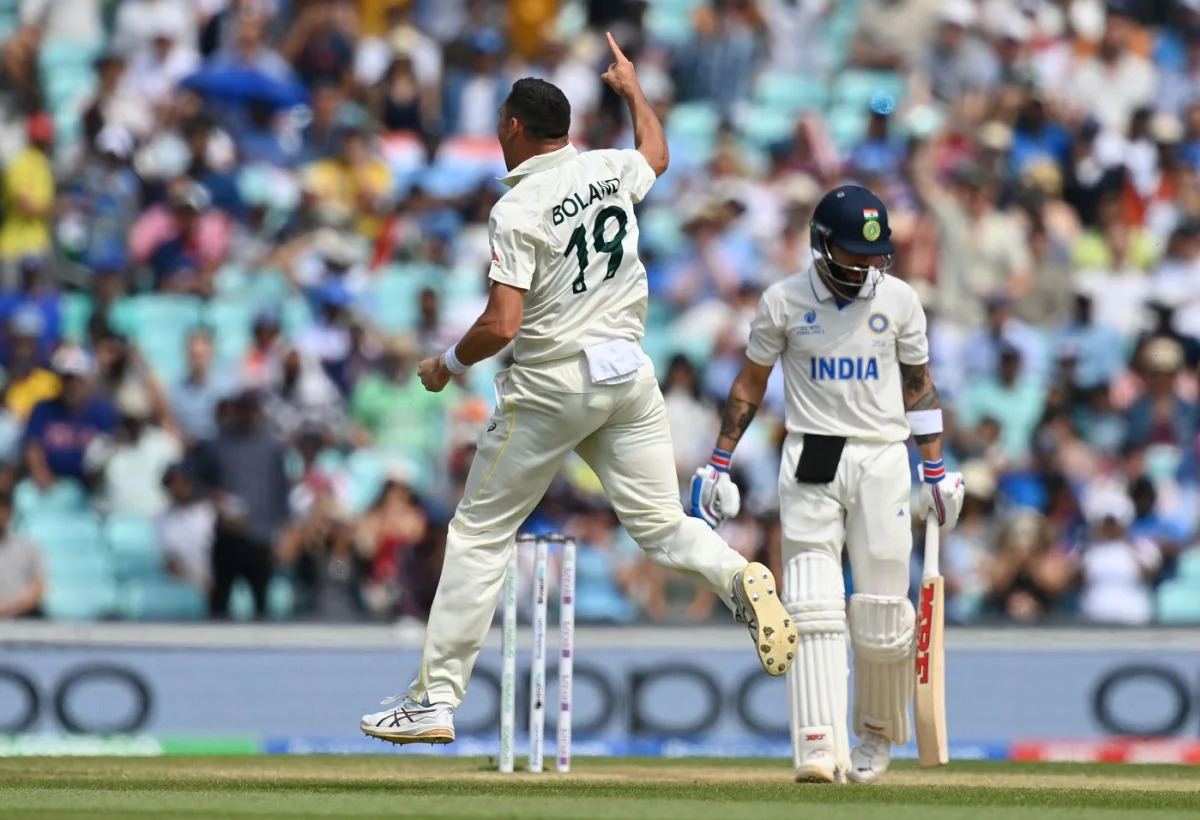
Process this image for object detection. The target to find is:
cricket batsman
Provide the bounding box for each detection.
[690,186,964,783]
[359,35,798,744]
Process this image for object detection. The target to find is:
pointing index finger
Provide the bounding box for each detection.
[606,31,627,63]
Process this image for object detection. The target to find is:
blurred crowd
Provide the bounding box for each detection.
[0,0,1199,625]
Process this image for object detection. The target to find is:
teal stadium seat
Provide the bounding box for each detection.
[14,479,88,524]
[667,102,720,162]
[1156,580,1200,624]
[118,579,208,621]
[369,268,426,331]
[128,295,205,383]
[831,70,907,112]
[645,0,701,47]
[281,295,314,339]
[44,579,118,621]
[206,297,255,370]
[826,105,868,150]
[739,106,798,149]
[24,513,103,554]
[754,71,827,114]
[106,514,164,580]
[229,576,295,621]
[1175,550,1200,582]
[60,292,94,343]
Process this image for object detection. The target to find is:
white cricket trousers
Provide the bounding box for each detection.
[408,358,747,707]
[778,436,916,771]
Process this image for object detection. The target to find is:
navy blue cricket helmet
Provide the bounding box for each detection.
[810,184,895,299]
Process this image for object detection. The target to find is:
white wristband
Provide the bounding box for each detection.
[906,408,943,436]
[443,344,468,374]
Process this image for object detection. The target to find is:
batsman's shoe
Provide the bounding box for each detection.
[732,562,797,676]
[795,750,842,784]
[360,695,455,744]
[848,731,891,784]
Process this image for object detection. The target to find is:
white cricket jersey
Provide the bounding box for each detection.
[487,144,656,367]
[746,268,930,443]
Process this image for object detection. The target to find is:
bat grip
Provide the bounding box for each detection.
[922,517,940,581]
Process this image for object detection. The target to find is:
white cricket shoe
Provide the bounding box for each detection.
[731,562,798,676]
[794,750,841,784]
[360,695,455,744]
[848,731,891,783]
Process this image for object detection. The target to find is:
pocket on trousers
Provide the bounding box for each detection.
[794,435,847,484]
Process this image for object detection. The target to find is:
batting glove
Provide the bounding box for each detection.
[916,460,965,530]
[690,448,742,528]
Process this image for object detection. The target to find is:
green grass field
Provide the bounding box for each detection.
[2,756,1199,819]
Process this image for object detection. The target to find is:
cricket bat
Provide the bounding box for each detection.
[914,516,949,768]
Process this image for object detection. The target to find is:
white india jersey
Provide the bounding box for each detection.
[487,144,657,366]
[746,268,930,443]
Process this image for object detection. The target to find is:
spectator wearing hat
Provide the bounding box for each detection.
[23,346,118,490]
[0,114,55,271]
[441,28,509,137]
[241,310,285,389]
[1066,0,1156,133]
[129,179,230,292]
[1,309,59,422]
[261,345,346,442]
[350,333,453,459]
[1124,337,1197,452]
[1158,25,1200,115]
[0,255,60,364]
[157,461,216,594]
[84,381,184,516]
[919,0,1000,104]
[123,15,201,109]
[0,490,44,619]
[297,279,355,386]
[171,327,232,446]
[959,344,1047,460]
[912,142,1034,326]
[850,0,942,71]
[302,129,393,241]
[193,388,289,618]
[60,125,141,273]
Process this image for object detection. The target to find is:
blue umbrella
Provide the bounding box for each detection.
[180,66,308,108]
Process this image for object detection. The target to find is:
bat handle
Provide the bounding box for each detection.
[923,517,940,581]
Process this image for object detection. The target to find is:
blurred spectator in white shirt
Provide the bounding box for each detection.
[85,383,184,516]
[1076,484,1162,625]
[157,462,216,593]
[1065,2,1156,133]
[113,0,196,56]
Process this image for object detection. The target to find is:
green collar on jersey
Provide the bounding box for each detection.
[498,144,579,188]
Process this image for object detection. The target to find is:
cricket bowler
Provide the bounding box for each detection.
[690,185,965,783]
[359,35,798,744]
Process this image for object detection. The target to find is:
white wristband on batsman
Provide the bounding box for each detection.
[443,344,468,374]
[907,409,943,436]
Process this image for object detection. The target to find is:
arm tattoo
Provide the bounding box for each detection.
[719,398,758,442]
[899,362,942,445]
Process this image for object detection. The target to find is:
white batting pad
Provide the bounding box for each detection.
[783,551,850,772]
[849,593,915,745]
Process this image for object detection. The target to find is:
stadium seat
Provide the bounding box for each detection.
[1175,550,1200,582]
[368,272,422,331]
[228,575,295,621]
[281,295,314,338]
[645,0,701,46]
[42,547,113,581]
[1156,580,1200,624]
[206,297,256,368]
[213,265,251,296]
[60,292,94,343]
[738,106,798,149]
[667,102,720,159]
[831,70,907,112]
[14,479,88,524]
[754,71,827,114]
[118,579,208,621]
[826,105,868,150]
[639,209,687,258]
[44,579,118,621]
[106,514,164,581]
[248,269,290,306]
[128,295,205,383]
[23,513,104,553]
